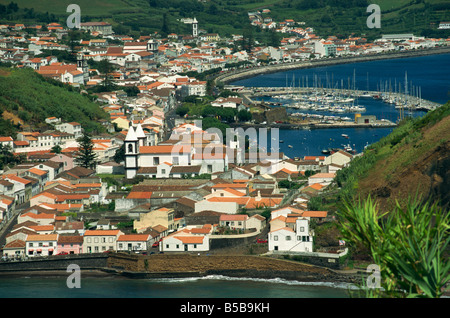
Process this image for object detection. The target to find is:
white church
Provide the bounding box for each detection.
[124,123,233,179]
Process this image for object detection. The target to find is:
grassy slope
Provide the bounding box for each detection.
[0,67,109,135]
[336,101,450,212]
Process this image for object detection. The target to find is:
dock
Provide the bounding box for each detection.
[239,86,442,113]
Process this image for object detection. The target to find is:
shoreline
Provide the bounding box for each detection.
[215,46,450,85]
[0,267,362,285]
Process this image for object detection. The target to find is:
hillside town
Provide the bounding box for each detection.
[0,15,448,262]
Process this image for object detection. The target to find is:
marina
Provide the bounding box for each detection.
[230,53,449,158]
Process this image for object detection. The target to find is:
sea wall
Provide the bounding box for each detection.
[215,46,450,84]
[0,254,108,272]
[0,253,361,283]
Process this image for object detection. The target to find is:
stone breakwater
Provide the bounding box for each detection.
[214,46,450,84]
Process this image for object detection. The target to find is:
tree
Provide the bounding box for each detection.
[75,133,98,169]
[176,105,189,117]
[97,59,116,90]
[0,143,16,169]
[51,144,62,154]
[242,26,254,53]
[161,13,170,36]
[237,109,252,122]
[113,144,125,163]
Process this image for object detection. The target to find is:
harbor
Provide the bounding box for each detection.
[239,80,442,114]
[226,53,450,158]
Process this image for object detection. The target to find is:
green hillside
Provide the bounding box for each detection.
[1,0,449,39]
[0,67,109,137]
[335,100,450,212]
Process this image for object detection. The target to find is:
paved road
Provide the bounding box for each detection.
[0,202,29,255]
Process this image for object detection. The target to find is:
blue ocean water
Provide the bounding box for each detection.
[0,275,352,298]
[232,53,450,158]
[233,53,450,104]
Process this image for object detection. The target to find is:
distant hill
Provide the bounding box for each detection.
[1,0,449,39]
[0,67,109,137]
[336,100,450,211]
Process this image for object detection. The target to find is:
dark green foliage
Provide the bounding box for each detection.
[175,105,189,117]
[237,109,252,122]
[338,196,449,298]
[113,144,125,163]
[202,105,236,123]
[0,143,23,169]
[75,133,99,169]
[201,117,229,137]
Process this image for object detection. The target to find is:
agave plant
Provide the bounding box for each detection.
[337,196,449,298]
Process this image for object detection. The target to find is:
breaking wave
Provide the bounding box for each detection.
[149,275,359,290]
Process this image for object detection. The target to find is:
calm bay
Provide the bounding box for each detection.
[231,53,450,158]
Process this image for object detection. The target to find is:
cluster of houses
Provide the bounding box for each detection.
[0,17,370,261]
[1,18,449,84]
[0,116,355,259]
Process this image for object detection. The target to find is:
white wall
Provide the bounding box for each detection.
[195,200,238,214]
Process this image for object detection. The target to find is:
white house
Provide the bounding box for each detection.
[83,229,124,253]
[323,150,353,167]
[160,226,211,252]
[55,122,83,139]
[268,218,313,253]
[116,234,152,252]
[26,234,59,257]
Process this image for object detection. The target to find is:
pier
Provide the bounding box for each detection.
[240,86,442,113]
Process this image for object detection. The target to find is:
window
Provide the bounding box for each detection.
[153,157,160,165]
[162,169,166,174]
[286,236,291,241]
[273,235,278,241]
[29,243,33,247]
[300,226,305,232]
[128,144,133,153]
